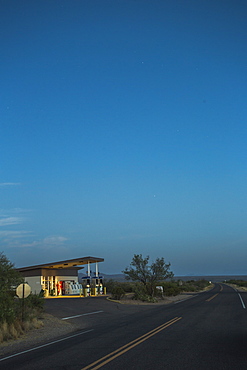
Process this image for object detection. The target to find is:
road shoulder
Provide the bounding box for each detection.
[0,313,75,358]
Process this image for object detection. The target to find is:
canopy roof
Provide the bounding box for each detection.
[17,256,104,272]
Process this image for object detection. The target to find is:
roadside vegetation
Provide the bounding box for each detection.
[105,254,211,303]
[105,278,211,302]
[0,252,44,343]
[225,279,247,289]
[123,254,174,300]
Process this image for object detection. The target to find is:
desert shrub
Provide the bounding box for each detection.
[0,291,20,324]
[0,252,23,324]
[161,282,182,296]
[180,283,197,292]
[31,317,44,329]
[178,279,210,292]
[0,253,45,343]
[104,280,135,294]
[103,279,117,293]
[20,294,44,321]
[22,316,43,331]
[111,285,125,300]
[0,316,44,343]
[0,320,22,343]
[25,293,44,312]
[131,284,158,302]
[226,279,247,288]
[193,279,210,289]
[0,321,9,342]
[119,281,135,293]
[132,291,158,303]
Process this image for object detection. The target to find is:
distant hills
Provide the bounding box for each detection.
[78,272,247,283]
[78,272,126,282]
[174,275,247,283]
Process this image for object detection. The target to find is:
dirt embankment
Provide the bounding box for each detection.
[225,283,247,292]
[0,313,75,357]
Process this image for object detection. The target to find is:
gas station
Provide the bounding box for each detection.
[17,256,104,297]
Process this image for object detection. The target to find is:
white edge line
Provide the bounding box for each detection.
[62,310,104,320]
[238,293,246,309]
[0,329,93,362]
[233,287,246,309]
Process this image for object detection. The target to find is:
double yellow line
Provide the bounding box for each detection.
[206,285,223,301]
[81,317,182,370]
[206,293,219,302]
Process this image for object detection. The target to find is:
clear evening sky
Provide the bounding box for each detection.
[1,1,247,276]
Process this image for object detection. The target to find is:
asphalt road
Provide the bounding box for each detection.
[1,283,247,369]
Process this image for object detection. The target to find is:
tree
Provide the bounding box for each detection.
[0,252,23,322]
[0,252,22,291]
[123,254,173,297]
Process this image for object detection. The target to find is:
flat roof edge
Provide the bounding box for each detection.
[16,256,104,272]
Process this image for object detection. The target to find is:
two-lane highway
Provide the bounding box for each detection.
[1,284,247,369]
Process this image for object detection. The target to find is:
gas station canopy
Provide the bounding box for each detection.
[17,256,104,272]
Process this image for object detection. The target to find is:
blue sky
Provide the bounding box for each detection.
[1,0,247,275]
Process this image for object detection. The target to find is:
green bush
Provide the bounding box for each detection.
[132,291,155,302]
[103,279,117,293]
[25,294,44,312]
[180,283,197,292]
[132,290,158,303]
[132,284,158,302]
[0,252,23,324]
[0,292,17,324]
[0,253,46,342]
[193,279,210,290]
[161,282,182,296]
[226,279,247,288]
[104,279,135,294]
[119,281,135,293]
[178,279,210,292]
[111,286,125,300]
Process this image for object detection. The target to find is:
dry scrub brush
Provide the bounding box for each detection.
[0,317,44,343]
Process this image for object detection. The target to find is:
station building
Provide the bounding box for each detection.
[17,256,104,297]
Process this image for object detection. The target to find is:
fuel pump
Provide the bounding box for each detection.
[86,261,92,296]
[99,278,103,294]
[81,276,91,296]
[95,278,99,295]
[86,278,91,296]
[94,262,100,295]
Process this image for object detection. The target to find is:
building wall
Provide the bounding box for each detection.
[19,267,81,295]
[24,276,42,295]
[23,274,79,295]
[20,268,42,277]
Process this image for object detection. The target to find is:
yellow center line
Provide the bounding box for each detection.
[81,317,182,370]
[206,293,219,302]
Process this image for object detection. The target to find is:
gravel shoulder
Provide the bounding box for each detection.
[0,313,76,357]
[108,293,195,305]
[224,283,247,292]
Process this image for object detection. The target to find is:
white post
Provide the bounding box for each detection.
[95,262,98,277]
[88,262,90,277]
